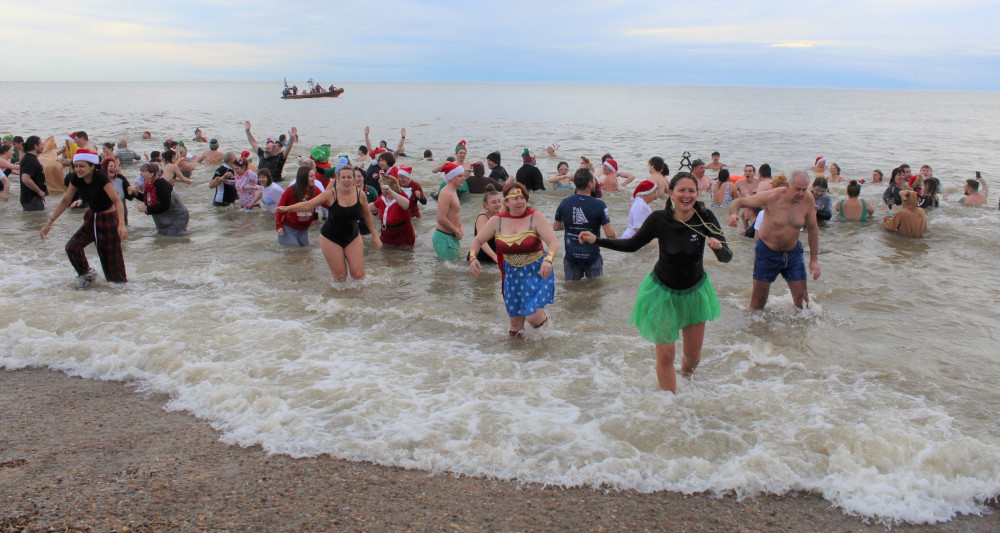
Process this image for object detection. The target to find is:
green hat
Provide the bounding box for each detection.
[311,145,330,163]
[522,148,532,161]
[2,134,12,141]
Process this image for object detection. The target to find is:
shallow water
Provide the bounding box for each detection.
[1,81,999,525]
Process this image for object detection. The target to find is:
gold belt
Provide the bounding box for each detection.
[503,251,544,267]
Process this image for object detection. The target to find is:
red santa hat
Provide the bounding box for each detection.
[370,147,387,158]
[440,162,465,181]
[387,166,399,178]
[603,158,619,174]
[815,156,826,165]
[72,149,100,165]
[397,165,412,178]
[632,180,657,198]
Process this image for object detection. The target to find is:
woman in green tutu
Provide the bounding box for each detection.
[579,172,732,393]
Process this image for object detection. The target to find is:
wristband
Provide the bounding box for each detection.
[544,251,555,262]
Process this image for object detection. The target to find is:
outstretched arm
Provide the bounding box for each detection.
[275,188,332,213]
[245,121,260,153]
[977,172,988,198]
[395,128,406,154]
[364,126,374,154]
[282,127,297,158]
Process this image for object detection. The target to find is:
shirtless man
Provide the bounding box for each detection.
[198,139,224,165]
[433,162,466,260]
[959,172,988,206]
[705,151,726,171]
[690,159,711,196]
[73,131,95,153]
[733,165,761,230]
[728,170,821,310]
[755,163,774,194]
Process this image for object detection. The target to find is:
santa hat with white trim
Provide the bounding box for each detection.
[73,149,100,165]
[603,158,619,174]
[440,162,465,181]
[632,180,657,199]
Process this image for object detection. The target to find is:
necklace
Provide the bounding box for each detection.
[673,209,724,241]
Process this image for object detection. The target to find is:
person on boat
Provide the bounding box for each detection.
[276,165,381,280]
[245,121,296,182]
[579,172,732,393]
[837,180,874,221]
[40,149,128,288]
[469,181,559,338]
[546,161,573,190]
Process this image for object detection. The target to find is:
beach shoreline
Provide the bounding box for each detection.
[1,368,996,532]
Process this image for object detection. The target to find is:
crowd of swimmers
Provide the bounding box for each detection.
[0,128,992,392]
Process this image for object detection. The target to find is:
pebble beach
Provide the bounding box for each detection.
[2,368,997,532]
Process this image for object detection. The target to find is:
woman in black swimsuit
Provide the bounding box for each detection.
[276,165,381,281]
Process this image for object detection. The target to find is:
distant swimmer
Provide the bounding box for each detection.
[198,139,224,166]
[579,172,732,393]
[545,143,560,158]
[142,131,152,140]
[599,156,635,193]
[705,151,726,172]
[193,128,208,142]
[115,140,141,167]
[827,163,843,183]
[811,156,827,178]
[546,161,572,190]
[958,172,988,206]
[728,170,821,310]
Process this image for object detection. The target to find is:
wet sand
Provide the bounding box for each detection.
[1,368,997,532]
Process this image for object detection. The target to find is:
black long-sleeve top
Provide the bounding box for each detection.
[144,178,174,215]
[595,207,732,290]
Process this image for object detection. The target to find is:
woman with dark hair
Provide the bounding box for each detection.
[470,186,503,264]
[918,176,940,209]
[232,156,261,209]
[828,163,843,183]
[647,156,669,199]
[137,162,189,236]
[469,181,559,338]
[709,168,733,207]
[274,166,322,246]
[100,158,133,226]
[546,161,573,190]
[276,165,381,280]
[39,149,128,288]
[837,180,874,221]
[579,172,732,393]
[883,167,906,208]
[871,169,884,184]
[161,149,193,184]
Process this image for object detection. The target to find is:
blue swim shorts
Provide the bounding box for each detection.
[753,239,806,283]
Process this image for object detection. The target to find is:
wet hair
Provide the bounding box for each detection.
[292,166,313,202]
[846,180,861,198]
[966,178,980,192]
[149,150,162,162]
[23,135,42,152]
[717,169,730,183]
[872,169,883,181]
[379,140,388,148]
[423,149,433,158]
[487,151,501,165]
[711,151,720,157]
[601,153,612,163]
[258,168,273,187]
[278,134,287,144]
[163,149,176,164]
[0,145,10,156]
[140,162,160,176]
[900,164,911,171]
[103,141,115,151]
[648,156,668,176]
[358,145,369,155]
[812,177,828,191]
[471,161,485,177]
[664,172,705,218]
[74,131,89,141]
[744,164,756,173]
[378,152,396,167]
[758,164,771,178]
[482,186,501,207]
[923,177,939,198]
[573,168,594,190]
[446,156,456,162]
[353,166,366,180]
[13,136,23,144]
[557,161,569,171]
[691,159,705,170]
[830,163,841,174]
[501,180,530,212]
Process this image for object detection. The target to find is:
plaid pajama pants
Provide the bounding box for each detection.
[65,210,128,283]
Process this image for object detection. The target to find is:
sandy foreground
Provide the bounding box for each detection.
[1,368,997,533]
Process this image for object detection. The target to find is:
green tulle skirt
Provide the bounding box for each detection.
[629,272,721,345]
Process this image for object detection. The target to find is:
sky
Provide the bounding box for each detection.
[2,0,999,90]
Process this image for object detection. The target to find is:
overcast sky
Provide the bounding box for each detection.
[3,0,998,90]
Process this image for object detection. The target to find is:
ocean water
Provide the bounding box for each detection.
[1,82,999,526]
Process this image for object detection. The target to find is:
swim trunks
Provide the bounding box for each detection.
[433,229,460,260]
[753,239,806,283]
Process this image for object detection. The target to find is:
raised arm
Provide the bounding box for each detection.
[395,128,406,154]
[364,126,374,154]
[977,172,988,198]
[245,121,260,153]
[282,127,297,158]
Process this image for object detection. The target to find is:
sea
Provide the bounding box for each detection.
[1,82,998,526]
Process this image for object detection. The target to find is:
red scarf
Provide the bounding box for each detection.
[144,178,160,209]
